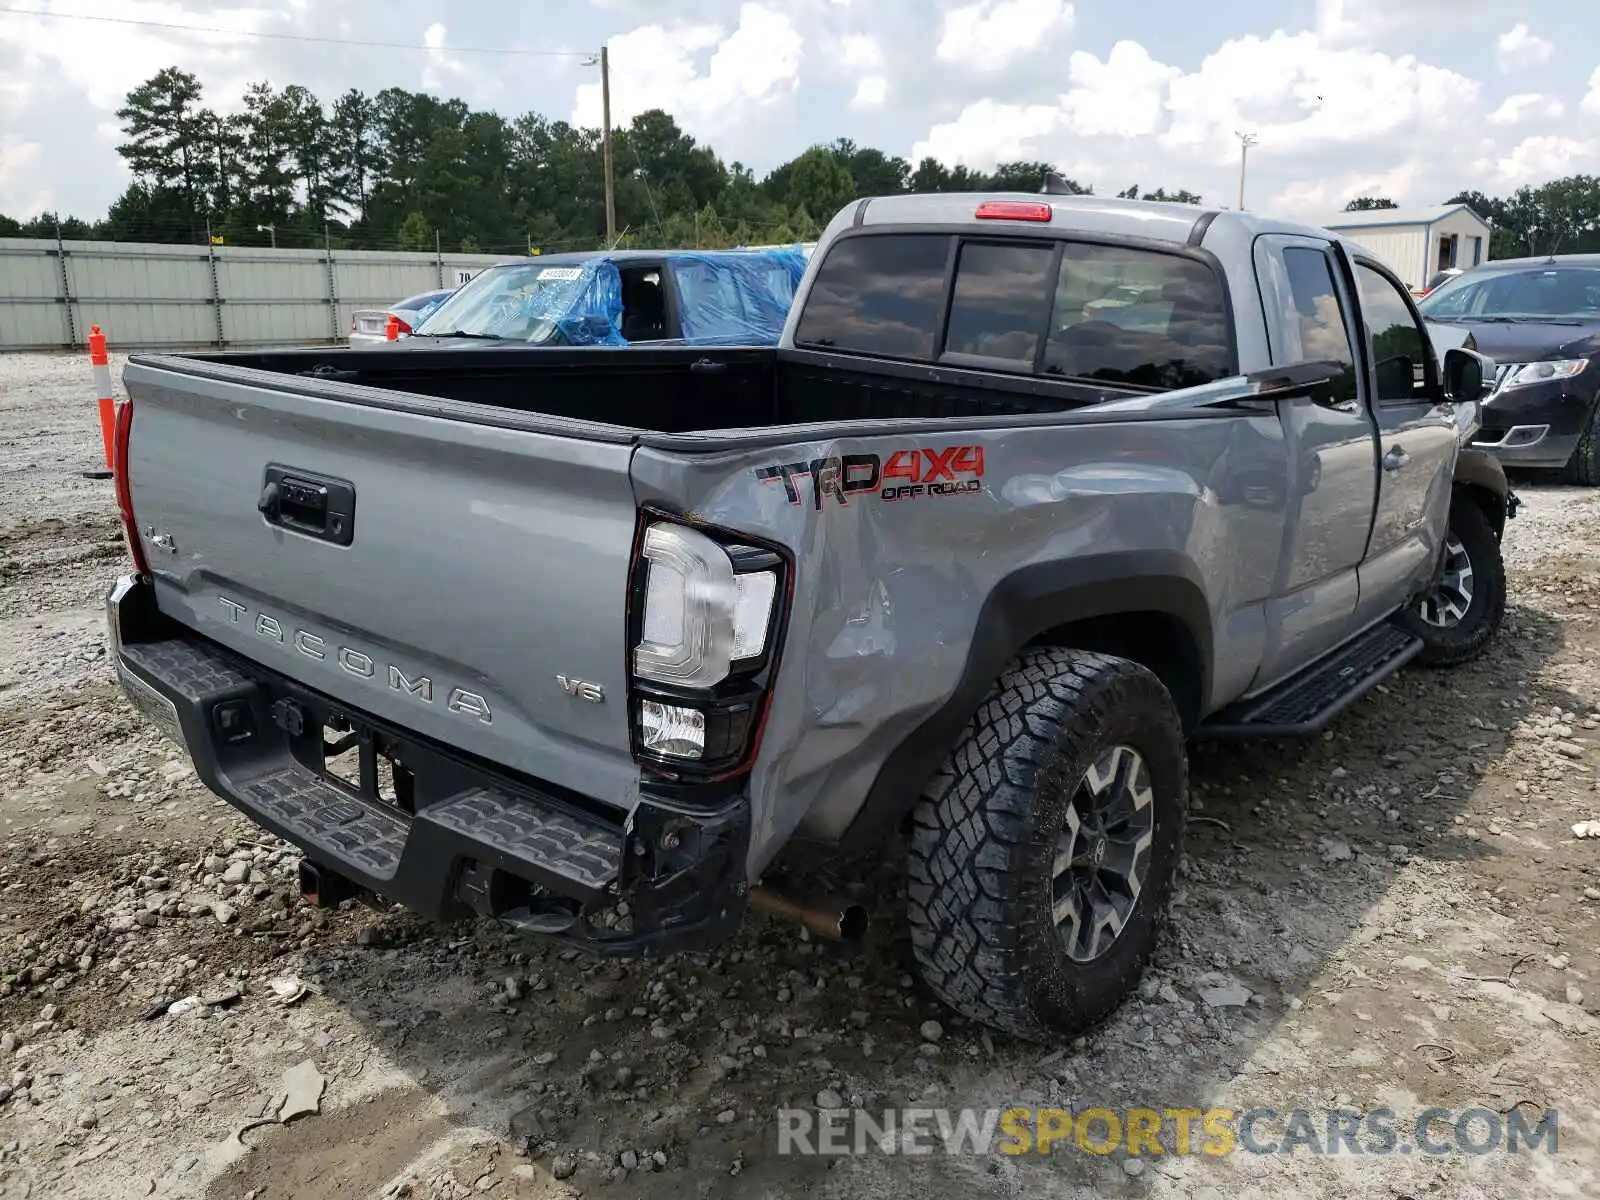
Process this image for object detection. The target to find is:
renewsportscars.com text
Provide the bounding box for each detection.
[776,1105,1559,1158]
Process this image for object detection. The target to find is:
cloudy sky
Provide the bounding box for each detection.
[0,0,1596,223]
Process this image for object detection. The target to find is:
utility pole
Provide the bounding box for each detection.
[601,45,616,246]
[1234,131,1258,211]
[256,223,276,249]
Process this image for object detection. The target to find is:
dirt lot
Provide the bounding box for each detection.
[3,351,1600,1199]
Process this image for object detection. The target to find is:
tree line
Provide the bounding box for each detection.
[0,67,1204,254]
[13,67,1591,259]
[1344,178,1600,258]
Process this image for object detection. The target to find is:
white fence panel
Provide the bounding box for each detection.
[217,249,333,346]
[67,242,217,349]
[0,238,520,351]
[0,240,71,348]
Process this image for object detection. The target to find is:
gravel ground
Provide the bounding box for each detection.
[4,351,1600,1199]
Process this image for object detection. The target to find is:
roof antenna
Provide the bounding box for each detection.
[1040,171,1076,196]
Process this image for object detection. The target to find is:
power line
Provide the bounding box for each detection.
[0,5,595,58]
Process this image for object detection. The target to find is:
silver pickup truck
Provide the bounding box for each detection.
[105,194,1511,1043]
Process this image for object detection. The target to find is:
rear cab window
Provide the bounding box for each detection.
[793,230,1234,390]
[793,234,948,359]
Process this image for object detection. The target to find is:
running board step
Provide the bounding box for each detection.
[1196,622,1423,739]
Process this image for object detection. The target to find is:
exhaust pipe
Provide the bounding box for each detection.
[748,882,869,943]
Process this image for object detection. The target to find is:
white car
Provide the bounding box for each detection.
[349,289,456,347]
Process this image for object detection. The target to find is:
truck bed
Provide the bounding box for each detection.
[146,345,1123,438]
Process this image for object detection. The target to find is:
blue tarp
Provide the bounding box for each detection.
[523,259,627,346]
[414,246,810,346]
[669,248,809,345]
[534,247,809,346]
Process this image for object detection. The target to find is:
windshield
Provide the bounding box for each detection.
[1420,266,1600,321]
[414,260,623,343]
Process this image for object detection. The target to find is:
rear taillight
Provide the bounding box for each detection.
[112,398,149,575]
[975,200,1052,222]
[626,513,790,781]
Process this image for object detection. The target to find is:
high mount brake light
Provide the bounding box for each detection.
[975,201,1053,222]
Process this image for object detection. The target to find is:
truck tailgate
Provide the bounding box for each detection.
[121,360,642,813]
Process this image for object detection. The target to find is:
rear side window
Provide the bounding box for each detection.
[1281,247,1358,407]
[794,234,948,358]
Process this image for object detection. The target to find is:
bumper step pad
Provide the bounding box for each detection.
[116,634,625,901]
[238,765,409,880]
[422,788,622,898]
[1198,622,1422,739]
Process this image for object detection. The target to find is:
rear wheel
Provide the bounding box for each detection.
[905,648,1187,1043]
[1560,401,1600,486]
[1396,497,1505,666]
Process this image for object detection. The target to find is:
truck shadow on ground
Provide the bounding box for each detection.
[207,597,1584,1200]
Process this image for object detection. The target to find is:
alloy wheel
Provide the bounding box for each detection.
[1050,744,1156,963]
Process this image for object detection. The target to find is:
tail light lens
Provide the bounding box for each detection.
[628,515,788,779]
[634,525,778,687]
[112,398,150,575]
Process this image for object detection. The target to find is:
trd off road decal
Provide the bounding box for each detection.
[756,446,986,509]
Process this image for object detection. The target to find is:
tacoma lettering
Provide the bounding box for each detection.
[214,595,492,723]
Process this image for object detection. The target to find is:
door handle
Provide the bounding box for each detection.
[1382,445,1410,472]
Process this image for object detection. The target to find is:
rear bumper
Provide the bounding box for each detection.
[106,575,749,955]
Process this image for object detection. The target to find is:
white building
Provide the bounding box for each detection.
[1314,205,1494,292]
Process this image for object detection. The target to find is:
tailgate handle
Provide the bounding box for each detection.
[260,465,356,546]
[690,358,727,375]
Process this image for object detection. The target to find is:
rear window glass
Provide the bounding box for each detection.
[1042,244,1231,389]
[397,290,450,312]
[793,235,948,358]
[796,232,1232,389]
[944,242,1055,364]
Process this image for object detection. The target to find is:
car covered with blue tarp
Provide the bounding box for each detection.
[409,247,809,348]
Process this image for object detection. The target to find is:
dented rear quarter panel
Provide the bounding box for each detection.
[630,406,1290,877]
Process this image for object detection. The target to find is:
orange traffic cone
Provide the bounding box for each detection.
[384,313,400,341]
[86,324,115,480]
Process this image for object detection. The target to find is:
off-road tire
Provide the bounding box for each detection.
[1560,401,1600,486]
[1396,497,1505,667]
[905,648,1187,1044]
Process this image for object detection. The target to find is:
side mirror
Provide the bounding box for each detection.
[1443,346,1492,401]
